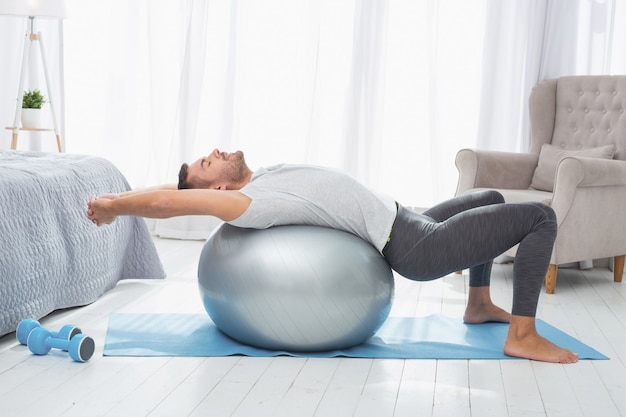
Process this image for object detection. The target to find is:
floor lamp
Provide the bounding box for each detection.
[0,0,66,152]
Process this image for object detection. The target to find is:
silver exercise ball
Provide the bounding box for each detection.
[198,224,394,351]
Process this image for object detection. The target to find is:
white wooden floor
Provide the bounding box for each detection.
[2,237,626,417]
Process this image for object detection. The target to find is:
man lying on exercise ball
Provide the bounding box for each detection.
[87,148,578,364]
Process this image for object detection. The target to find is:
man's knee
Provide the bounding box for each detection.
[526,202,557,237]
[477,190,505,205]
[528,202,556,223]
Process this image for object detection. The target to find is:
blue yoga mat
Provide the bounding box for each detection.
[103,313,608,360]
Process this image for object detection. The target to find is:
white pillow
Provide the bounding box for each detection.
[530,144,615,192]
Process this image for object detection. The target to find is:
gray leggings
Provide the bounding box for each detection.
[382,190,557,317]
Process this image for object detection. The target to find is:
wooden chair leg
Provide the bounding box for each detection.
[614,255,625,283]
[545,264,558,294]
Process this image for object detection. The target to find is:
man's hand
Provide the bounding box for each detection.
[87,195,118,226]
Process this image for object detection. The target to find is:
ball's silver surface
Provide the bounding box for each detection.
[198,224,394,351]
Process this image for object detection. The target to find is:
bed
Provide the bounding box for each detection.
[0,150,166,337]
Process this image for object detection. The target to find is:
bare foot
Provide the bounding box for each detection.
[504,315,579,363]
[463,286,511,324]
[464,303,511,324]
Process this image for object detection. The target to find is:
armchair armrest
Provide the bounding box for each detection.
[455,149,538,195]
[552,157,626,223]
[554,157,626,190]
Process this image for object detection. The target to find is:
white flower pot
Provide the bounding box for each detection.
[21,108,42,129]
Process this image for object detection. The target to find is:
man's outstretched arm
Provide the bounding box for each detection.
[96,184,178,200]
[87,189,251,226]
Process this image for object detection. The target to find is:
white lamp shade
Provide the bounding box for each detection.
[0,0,66,19]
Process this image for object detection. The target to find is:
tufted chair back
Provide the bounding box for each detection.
[529,75,626,160]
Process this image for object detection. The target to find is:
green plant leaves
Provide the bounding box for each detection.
[22,90,47,109]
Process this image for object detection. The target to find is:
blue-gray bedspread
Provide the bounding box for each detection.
[0,151,165,337]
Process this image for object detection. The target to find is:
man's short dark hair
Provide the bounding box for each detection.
[178,163,191,189]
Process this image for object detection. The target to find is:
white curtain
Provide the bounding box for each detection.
[2,0,625,239]
[477,0,626,152]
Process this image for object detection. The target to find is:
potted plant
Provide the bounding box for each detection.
[21,89,47,129]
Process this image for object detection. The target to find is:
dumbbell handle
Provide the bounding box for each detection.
[47,337,73,352]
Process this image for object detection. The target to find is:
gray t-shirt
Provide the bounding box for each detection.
[228,164,397,252]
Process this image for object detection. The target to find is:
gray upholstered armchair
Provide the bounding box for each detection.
[455,75,626,294]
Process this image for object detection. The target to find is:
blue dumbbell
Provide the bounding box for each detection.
[27,327,95,362]
[16,319,81,347]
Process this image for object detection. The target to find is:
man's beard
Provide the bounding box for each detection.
[222,154,248,185]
